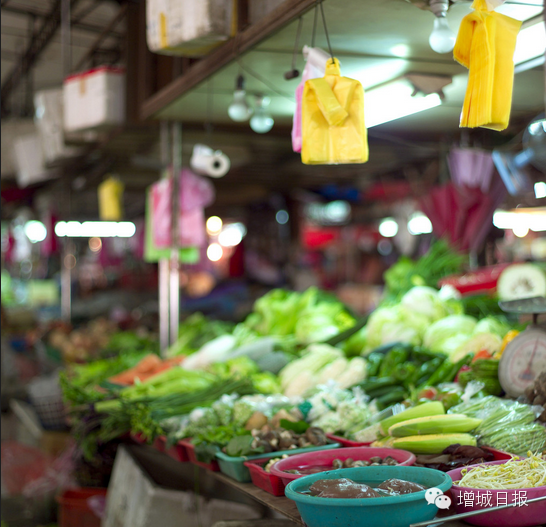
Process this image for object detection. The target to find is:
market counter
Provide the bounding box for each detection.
[118,442,475,527]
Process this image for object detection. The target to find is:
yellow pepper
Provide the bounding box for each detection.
[454,0,521,131]
[494,329,520,359]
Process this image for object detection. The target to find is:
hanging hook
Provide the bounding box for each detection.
[284,17,304,80]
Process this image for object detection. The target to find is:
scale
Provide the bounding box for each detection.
[498,296,546,398]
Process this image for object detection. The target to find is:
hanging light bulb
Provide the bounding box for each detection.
[250,94,274,134]
[228,75,252,122]
[428,0,456,54]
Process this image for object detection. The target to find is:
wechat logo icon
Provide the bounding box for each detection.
[425,488,452,510]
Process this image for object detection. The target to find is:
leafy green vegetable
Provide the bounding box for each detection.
[165,313,234,357]
[423,315,478,353]
[252,372,281,394]
[225,435,263,457]
[280,419,309,434]
[243,287,355,345]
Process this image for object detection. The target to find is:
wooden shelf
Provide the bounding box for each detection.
[212,471,304,526]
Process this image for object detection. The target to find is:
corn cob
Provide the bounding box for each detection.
[392,433,476,454]
[379,401,444,435]
[389,414,482,437]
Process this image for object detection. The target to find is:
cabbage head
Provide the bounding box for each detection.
[423,315,477,353]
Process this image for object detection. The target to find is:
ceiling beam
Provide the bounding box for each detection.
[0,4,123,39]
[1,0,83,116]
[141,0,318,120]
[72,3,127,72]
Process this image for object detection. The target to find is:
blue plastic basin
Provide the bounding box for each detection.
[285,465,452,527]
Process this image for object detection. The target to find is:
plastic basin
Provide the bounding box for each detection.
[244,458,287,496]
[271,447,416,486]
[57,488,107,527]
[447,460,546,527]
[285,465,452,527]
[181,439,220,471]
[165,440,189,463]
[326,433,372,447]
[216,442,341,483]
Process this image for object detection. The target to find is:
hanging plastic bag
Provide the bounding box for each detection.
[98,176,124,221]
[301,58,368,165]
[292,46,330,153]
[454,0,521,131]
[150,168,215,248]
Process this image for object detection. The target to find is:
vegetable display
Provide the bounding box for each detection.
[456,453,546,489]
[449,396,546,455]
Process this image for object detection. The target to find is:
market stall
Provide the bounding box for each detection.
[1,0,545,526]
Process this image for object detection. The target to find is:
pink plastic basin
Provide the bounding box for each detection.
[270,446,416,486]
[447,460,546,527]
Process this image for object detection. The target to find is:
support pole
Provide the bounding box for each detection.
[61,240,72,322]
[170,122,182,346]
[159,122,170,354]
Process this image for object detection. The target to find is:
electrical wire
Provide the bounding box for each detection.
[237,61,295,102]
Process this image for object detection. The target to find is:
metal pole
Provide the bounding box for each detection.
[61,0,71,77]
[159,122,170,354]
[170,122,182,346]
[61,240,71,322]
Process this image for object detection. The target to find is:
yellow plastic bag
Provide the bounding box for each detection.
[301,58,368,165]
[454,0,521,131]
[98,176,124,221]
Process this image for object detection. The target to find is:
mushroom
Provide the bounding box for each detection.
[369,456,383,464]
[332,459,343,469]
[305,427,327,446]
[343,458,354,468]
[352,460,366,467]
[263,430,280,449]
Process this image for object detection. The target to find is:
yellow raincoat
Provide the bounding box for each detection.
[301,58,368,165]
[454,0,521,131]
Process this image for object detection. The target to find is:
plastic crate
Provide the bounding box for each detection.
[326,433,372,447]
[165,440,189,463]
[131,432,147,445]
[244,458,286,496]
[153,436,166,453]
[57,488,107,527]
[180,439,220,471]
[28,375,67,431]
[216,442,341,483]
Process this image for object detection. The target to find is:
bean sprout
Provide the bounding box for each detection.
[456,453,546,490]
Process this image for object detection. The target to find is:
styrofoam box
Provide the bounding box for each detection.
[146,0,234,56]
[34,88,82,164]
[63,66,125,133]
[103,446,260,527]
[1,119,36,176]
[13,134,58,188]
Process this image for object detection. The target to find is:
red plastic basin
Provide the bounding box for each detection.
[270,446,416,486]
[244,458,286,497]
[166,440,189,463]
[326,433,372,447]
[180,439,220,471]
[57,488,107,527]
[447,460,546,527]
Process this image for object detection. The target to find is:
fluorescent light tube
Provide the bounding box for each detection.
[55,221,136,238]
[365,79,442,128]
[493,210,546,232]
[514,20,546,65]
